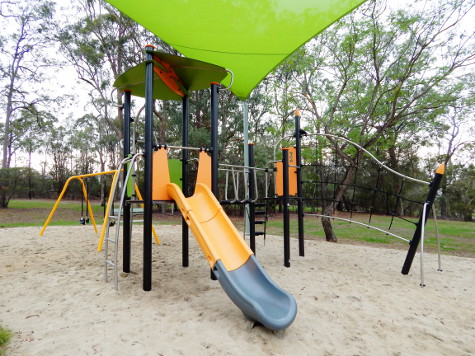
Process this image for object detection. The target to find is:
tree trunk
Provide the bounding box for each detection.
[28,150,33,200]
[0,168,10,208]
[320,163,359,242]
[321,216,337,242]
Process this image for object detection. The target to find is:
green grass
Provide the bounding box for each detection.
[2,199,474,258]
[0,199,180,228]
[0,325,11,356]
[265,212,475,258]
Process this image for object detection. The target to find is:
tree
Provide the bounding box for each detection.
[273,0,475,241]
[46,126,72,194]
[0,0,57,207]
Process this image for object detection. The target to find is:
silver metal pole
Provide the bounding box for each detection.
[420,202,429,287]
[242,100,250,236]
[432,203,442,272]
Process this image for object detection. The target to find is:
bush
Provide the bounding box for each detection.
[0,325,11,355]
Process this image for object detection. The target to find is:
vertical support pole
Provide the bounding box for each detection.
[210,83,219,196]
[210,82,219,280]
[401,163,445,275]
[294,109,305,257]
[182,95,189,267]
[143,45,155,291]
[433,204,442,272]
[123,90,132,273]
[242,100,250,236]
[248,143,256,253]
[282,148,291,267]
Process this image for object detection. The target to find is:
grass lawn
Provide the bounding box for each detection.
[1,199,473,258]
[265,212,475,258]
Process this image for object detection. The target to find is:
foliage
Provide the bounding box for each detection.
[0,0,58,169]
[0,166,41,208]
[0,0,473,228]
[0,324,11,356]
[265,0,475,241]
[442,163,475,221]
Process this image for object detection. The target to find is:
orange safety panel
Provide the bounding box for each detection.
[287,147,298,196]
[275,161,284,196]
[152,148,172,200]
[195,151,212,191]
[275,147,298,197]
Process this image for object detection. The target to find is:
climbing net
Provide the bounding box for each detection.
[300,134,442,285]
[301,134,431,241]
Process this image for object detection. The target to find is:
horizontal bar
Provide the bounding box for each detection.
[305,133,430,185]
[219,163,268,172]
[156,144,210,152]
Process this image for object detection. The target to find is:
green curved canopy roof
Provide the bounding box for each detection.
[113,51,228,100]
[106,0,366,99]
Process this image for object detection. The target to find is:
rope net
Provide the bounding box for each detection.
[299,134,432,241]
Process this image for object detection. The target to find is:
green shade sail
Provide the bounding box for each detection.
[106,0,367,99]
[113,51,228,100]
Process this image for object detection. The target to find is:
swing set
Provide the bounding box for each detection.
[39,168,159,249]
[39,170,117,236]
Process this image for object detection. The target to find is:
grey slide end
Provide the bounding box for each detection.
[213,256,297,331]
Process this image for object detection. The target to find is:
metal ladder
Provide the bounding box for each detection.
[253,201,268,241]
[104,154,142,290]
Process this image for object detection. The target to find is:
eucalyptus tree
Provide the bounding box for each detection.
[0,0,57,207]
[45,125,72,194]
[273,0,475,241]
[57,0,144,139]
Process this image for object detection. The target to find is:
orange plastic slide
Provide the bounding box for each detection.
[166,182,253,271]
[167,182,297,331]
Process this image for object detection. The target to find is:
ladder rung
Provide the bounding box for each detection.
[255,232,265,236]
[127,200,144,204]
[254,211,267,215]
[254,203,267,207]
[254,221,266,225]
[105,238,116,243]
[105,260,115,266]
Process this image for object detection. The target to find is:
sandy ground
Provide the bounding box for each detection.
[0,225,474,355]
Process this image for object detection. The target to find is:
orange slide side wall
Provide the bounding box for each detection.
[167,183,253,271]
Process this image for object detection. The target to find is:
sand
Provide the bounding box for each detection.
[0,225,474,355]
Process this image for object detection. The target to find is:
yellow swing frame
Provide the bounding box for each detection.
[39,170,118,237]
[39,170,159,250]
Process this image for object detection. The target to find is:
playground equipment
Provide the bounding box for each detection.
[39,167,159,250]
[270,111,445,287]
[105,0,367,100]
[108,48,297,330]
[39,170,117,236]
[98,0,372,332]
[79,177,90,225]
[218,143,273,252]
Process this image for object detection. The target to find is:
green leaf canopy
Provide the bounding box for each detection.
[106,0,367,99]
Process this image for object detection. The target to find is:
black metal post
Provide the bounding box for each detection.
[282,148,290,267]
[123,89,132,273]
[210,83,219,280]
[182,95,189,267]
[401,164,445,275]
[143,46,155,291]
[248,143,256,253]
[294,110,305,257]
